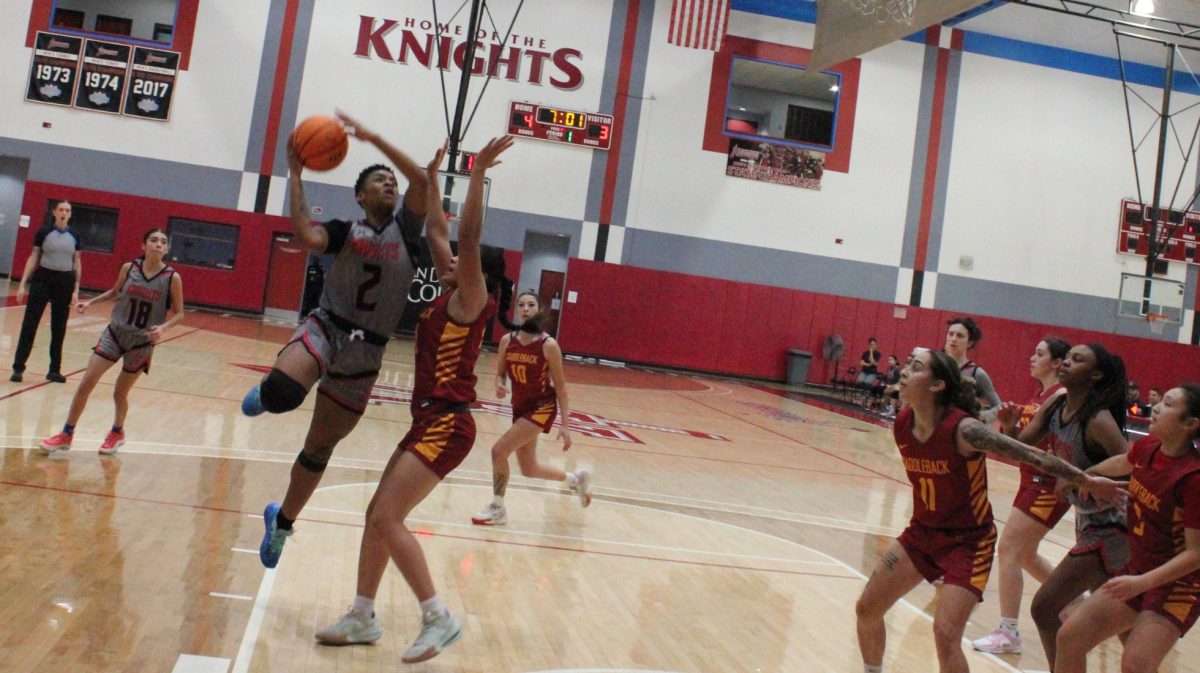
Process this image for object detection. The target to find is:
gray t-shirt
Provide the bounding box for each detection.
[318,205,421,337]
[110,259,175,334]
[961,360,1001,409]
[33,225,78,272]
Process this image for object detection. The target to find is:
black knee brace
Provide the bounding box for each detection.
[260,369,308,413]
[296,449,330,473]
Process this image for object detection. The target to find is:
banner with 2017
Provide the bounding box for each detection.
[26,31,179,122]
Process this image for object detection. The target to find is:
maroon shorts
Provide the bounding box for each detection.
[1011,484,1071,528]
[400,409,476,479]
[898,522,997,600]
[512,397,557,433]
[1125,575,1200,635]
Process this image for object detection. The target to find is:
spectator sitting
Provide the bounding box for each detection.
[1128,381,1151,418]
[867,355,901,412]
[856,338,882,388]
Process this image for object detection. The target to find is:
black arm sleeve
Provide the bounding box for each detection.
[323,219,351,256]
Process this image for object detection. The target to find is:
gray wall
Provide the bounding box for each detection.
[0,156,31,278]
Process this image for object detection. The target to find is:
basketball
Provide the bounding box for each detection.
[291,115,348,171]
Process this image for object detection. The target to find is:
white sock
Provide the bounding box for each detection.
[565,472,579,488]
[419,595,446,618]
[352,595,374,617]
[492,495,505,507]
[864,665,882,673]
[999,617,1019,634]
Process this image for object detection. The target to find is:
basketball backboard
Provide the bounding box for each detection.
[1118,272,1185,322]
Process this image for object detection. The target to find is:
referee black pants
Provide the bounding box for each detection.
[12,269,74,375]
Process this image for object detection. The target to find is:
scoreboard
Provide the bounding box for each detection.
[507,101,613,150]
[1117,199,1200,266]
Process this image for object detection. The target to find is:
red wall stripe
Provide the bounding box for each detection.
[259,0,301,178]
[599,0,642,226]
[914,45,950,272]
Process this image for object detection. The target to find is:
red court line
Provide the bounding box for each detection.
[0,479,858,580]
[675,391,910,487]
[1,327,201,402]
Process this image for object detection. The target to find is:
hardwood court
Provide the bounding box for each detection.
[0,297,1191,673]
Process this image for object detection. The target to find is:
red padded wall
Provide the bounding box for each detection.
[15,182,291,312]
[558,258,1200,399]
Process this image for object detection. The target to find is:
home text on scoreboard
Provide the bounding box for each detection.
[507,101,613,150]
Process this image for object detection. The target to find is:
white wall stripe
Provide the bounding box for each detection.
[606,225,625,265]
[236,172,259,213]
[266,175,288,216]
[579,220,599,261]
[1180,308,1194,345]
[895,267,914,305]
[919,271,938,309]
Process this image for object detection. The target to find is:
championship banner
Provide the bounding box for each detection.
[74,40,132,114]
[122,46,180,121]
[725,138,824,190]
[26,32,83,107]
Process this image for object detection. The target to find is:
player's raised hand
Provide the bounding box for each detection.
[335,110,376,143]
[286,136,303,175]
[472,135,514,174]
[426,140,448,182]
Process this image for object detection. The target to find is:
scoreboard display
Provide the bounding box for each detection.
[508,101,613,150]
[1117,199,1200,266]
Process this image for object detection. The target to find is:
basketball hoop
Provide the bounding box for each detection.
[842,0,917,25]
[1147,312,1168,335]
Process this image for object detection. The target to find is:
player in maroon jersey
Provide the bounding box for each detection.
[471,290,591,526]
[314,136,512,663]
[1054,384,1200,673]
[856,349,1123,673]
[973,337,1071,654]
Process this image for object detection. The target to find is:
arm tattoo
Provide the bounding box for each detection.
[882,551,900,571]
[961,422,1084,484]
[493,472,509,498]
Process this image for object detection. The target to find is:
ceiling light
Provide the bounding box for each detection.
[738,106,746,111]
[829,84,840,92]
[1131,0,1154,15]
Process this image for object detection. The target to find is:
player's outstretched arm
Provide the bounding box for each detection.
[79,262,132,312]
[958,419,1126,505]
[424,141,453,278]
[337,111,428,215]
[447,135,514,324]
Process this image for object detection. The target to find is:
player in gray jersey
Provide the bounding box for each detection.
[1016,343,1131,669]
[243,112,429,569]
[40,228,185,456]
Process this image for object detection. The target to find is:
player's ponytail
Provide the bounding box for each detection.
[928,350,982,418]
[480,245,515,329]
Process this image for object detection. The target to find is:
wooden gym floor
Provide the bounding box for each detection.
[0,292,1191,673]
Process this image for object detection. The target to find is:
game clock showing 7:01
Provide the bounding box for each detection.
[508,101,613,150]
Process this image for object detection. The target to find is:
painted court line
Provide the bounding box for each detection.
[230,569,277,673]
[210,592,253,601]
[231,547,257,555]
[171,654,231,673]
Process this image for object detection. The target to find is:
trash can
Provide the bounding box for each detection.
[787,349,812,386]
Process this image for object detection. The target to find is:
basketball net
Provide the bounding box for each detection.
[1147,313,1167,335]
[842,0,917,25]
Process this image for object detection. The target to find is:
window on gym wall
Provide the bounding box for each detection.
[725,57,840,150]
[166,217,239,270]
[46,200,117,253]
[51,0,178,45]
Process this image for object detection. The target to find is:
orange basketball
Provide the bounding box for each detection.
[291,115,348,171]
